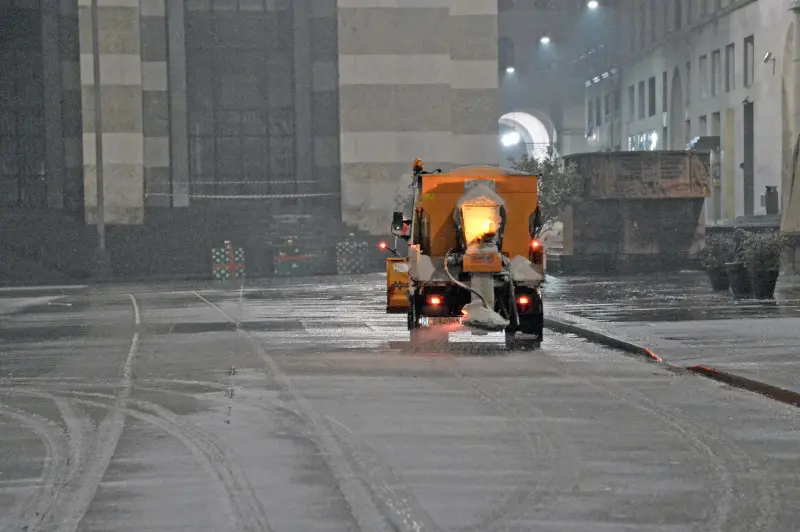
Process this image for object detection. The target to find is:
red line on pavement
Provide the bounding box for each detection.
[643,348,663,363]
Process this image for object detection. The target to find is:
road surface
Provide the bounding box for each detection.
[1,275,799,531]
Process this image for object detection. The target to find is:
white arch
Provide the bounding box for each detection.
[499,112,551,160]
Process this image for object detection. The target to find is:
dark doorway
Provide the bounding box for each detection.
[743,101,754,215]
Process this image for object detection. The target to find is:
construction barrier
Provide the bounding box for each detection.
[272,238,318,277]
[212,241,245,280]
[336,240,369,275]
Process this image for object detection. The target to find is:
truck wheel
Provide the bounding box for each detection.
[506,333,541,351]
[507,315,543,351]
[407,294,418,330]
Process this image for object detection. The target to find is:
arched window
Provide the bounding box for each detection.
[498,37,515,71]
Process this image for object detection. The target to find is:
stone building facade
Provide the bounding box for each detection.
[0,0,499,280]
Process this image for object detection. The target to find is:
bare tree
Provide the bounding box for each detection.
[507,148,584,234]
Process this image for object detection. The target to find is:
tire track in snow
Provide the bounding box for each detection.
[195,290,433,532]
[52,396,92,482]
[52,294,139,532]
[0,401,70,532]
[4,387,274,532]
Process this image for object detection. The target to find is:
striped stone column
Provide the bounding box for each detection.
[449,0,500,167]
[78,0,145,225]
[140,0,171,207]
[311,0,342,204]
[337,0,454,234]
[336,0,499,234]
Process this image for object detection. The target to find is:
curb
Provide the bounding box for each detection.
[687,366,800,408]
[544,310,800,409]
[543,316,663,363]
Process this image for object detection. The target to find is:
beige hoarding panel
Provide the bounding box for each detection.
[566,151,712,201]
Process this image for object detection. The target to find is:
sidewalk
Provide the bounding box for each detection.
[543,271,800,392]
[0,285,87,316]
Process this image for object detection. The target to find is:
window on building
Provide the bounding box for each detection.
[711,49,721,96]
[499,37,515,72]
[637,2,646,49]
[628,9,636,52]
[605,93,612,120]
[725,43,735,92]
[588,99,594,129]
[685,119,691,144]
[650,0,657,43]
[700,0,707,18]
[662,71,668,112]
[744,35,754,87]
[675,0,682,30]
[699,54,708,98]
[596,96,602,126]
[648,76,657,117]
[685,61,691,103]
[628,84,635,122]
[638,80,646,120]
[614,88,622,114]
[664,0,670,34]
[699,114,707,136]
[712,111,721,137]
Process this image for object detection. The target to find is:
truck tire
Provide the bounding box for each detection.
[407,294,418,330]
[506,314,543,351]
[505,329,541,351]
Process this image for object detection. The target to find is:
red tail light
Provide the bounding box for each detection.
[378,241,387,250]
[428,295,442,306]
[529,239,544,265]
[517,295,530,305]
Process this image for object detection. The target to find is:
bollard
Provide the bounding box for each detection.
[212,240,245,280]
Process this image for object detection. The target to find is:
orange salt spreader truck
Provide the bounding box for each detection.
[381,159,546,350]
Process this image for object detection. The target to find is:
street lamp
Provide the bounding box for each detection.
[91,0,109,278]
[540,36,550,44]
[588,0,599,8]
[506,65,515,73]
[501,131,522,147]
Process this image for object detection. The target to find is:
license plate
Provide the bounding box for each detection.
[420,316,462,326]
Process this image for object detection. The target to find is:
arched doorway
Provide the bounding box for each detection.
[669,68,684,150]
[498,111,553,161]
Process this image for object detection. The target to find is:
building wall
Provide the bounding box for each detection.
[337,0,499,235]
[584,0,789,223]
[498,1,614,158]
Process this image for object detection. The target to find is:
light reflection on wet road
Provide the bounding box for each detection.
[1,275,799,531]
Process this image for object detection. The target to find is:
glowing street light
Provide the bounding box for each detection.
[506,65,515,73]
[501,131,521,147]
[540,36,550,44]
[587,0,599,8]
